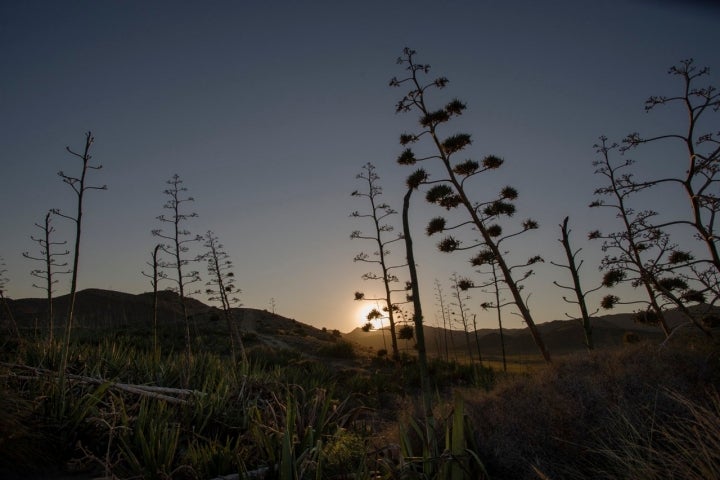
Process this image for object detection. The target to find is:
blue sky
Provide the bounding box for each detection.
[1,0,718,333]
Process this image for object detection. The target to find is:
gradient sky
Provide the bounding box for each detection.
[1,0,718,333]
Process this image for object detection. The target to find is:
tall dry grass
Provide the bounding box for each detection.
[463,339,720,479]
[590,388,720,480]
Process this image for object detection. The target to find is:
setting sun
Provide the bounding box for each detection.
[356,302,386,330]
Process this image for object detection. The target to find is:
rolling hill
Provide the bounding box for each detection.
[3,288,713,358]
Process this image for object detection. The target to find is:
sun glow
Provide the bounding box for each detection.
[356,302,385,330]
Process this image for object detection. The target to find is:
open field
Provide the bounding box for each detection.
[2,290,719,479]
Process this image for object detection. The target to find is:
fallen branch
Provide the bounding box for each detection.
[0,362,204,404]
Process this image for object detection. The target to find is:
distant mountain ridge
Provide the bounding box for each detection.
[344,307,715,357]
[6,288,217,329]
[5,288,309,331]
[2,288,363,359]
[4,288,715,357]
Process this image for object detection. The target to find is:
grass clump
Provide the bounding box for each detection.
[591,389,720,480]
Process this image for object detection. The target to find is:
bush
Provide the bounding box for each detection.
[623,331,641,344]
[321,429,367,476]
[0,384,55,475]
[246,345,302,366]
[317,340,355,359]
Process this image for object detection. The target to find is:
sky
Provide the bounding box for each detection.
[1,0,718,333]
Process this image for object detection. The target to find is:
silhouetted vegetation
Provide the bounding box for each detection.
[52,131,107,389]
[390,47,551,363]
[1,53,718,480]
[590,59,718,338]
[201,230,246,366]
[152,174,202,384]
[22,211,70,343]
[141,243,162,357]
[351,162,407,360]
[0,257,20,343]
[551,216,602,350]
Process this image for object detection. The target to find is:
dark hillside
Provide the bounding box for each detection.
[7,289,215,329]
[345,306,716,357]
[3,288,369,362]
[5,288,717,359]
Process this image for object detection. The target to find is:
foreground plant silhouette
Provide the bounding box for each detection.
[201,230,246,366]
[551,216,601,351]
[433,278,453,362]
[53,131,106,378]
[351,162,407,360]
[0,258,20,342]
[390,47,551,363]
[141,243,163,358]
[22,211,70,343]
[450,272,477,362]
[591,59,718,338]
[461,258,512,371]
[402,168,437,462]
[623,59,720,278]
[152,174,202,383]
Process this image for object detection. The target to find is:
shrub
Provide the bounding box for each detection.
[246,345,302,367]
[0,384,54,475]
[623,331,641,344]
[317,340,355,359]
[321,429,367,476]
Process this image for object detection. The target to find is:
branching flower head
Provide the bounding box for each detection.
[486,224,502,237]
[470,249,496,267]
[483,200,516,217]
[602,269,626,288]
[397,148,417,165]
[400,133,419,145]
[406,169,428,189]
[657,276,688,291]
[526,255,544,265]
[444,98,466,116]
[522,219,539,230]
[668,250,694,264]
[600,294,620,309]
[457,278,475,290]
[426,217,446,236]
[482,155,504,169]
[442,133,472,154]
[500,186,518,200]
[681,289,706,303]
[420,109,450,128]
[426,184,462,210]
[453,159,480,177]
[437,236,461,252]
[420,177,450,199]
